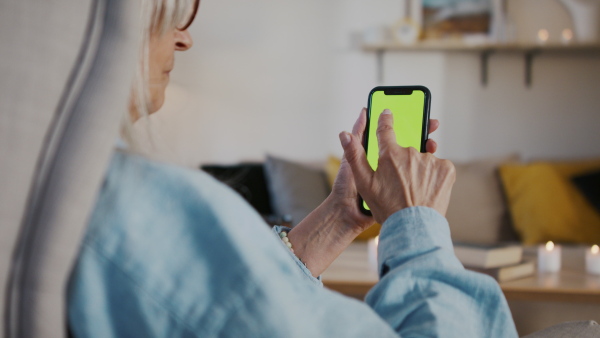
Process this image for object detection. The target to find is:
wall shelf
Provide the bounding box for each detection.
[362,41,600,87]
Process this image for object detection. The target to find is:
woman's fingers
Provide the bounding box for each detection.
[426,119,439,153]
[357,110,438,138]
[339,132,373,188]
[338,107,452,223]
[352,109,439,155]
[426,138,438,154]
[352,108,368,139]
[376,110,398,156]
[341,108,368,163]
[428,119,439,135]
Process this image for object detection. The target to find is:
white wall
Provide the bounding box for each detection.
[139,0,600,167]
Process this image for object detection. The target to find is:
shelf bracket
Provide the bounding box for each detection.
[524,49,541,88]
[376,50,384,84]
[480,49,494,86]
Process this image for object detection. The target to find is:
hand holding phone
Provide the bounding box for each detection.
[360,86,431,215]
[339,112,455,224]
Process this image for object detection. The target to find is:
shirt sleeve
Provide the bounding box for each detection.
[365,206,518,337]
[272,225,323,287]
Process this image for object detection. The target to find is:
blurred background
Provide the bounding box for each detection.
[135,0,600,167]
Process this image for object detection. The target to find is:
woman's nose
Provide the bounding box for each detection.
[175,29,193,51]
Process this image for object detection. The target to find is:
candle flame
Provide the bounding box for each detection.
[546,241,554,251]
[538,29,549,42]
[592,245,599,254]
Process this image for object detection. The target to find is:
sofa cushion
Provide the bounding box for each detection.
[324,155,341,188]
[572,169,600,214]
[264,155,330,226]
[201,163,273,216]
[500,159,600,245]
[446,155,519,245]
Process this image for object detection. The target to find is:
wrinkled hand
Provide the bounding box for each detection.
[330,108,440,231]
[288,109,441,276]
[338,109,455,225]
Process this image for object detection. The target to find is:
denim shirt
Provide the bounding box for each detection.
[68,151,517,337]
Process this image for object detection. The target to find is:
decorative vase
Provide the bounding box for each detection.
[558,0,600,43]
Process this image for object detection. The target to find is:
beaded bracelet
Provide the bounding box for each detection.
[279,230,308,268]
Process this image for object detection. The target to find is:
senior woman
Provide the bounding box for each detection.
[68,0,518,337]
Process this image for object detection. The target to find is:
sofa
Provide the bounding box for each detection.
[202,153,600,336]
[202,154,600,245]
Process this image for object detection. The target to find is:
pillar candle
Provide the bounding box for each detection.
[586,245,600,275]
[368,236,379,273]
[538,241,561,273]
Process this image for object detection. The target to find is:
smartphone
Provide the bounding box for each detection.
[359,86,431,216]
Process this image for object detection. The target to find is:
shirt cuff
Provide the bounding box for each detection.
[272,226,323,287]
[378,206,457,277]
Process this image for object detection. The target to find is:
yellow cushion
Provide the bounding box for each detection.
[499,159,600,245]
[324,155,381,240]
[324,156,341,188]
[356,223,382,240]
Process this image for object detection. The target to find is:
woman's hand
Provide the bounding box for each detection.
[330,108,440,233]
[339,109,455,225]
[287,108,441,277]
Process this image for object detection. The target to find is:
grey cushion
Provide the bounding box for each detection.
[264,155,329,226]
[523,320,600,338]
[446,155,520,244]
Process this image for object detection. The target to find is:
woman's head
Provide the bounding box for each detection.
[145,21,193,116]
[128,0,199,124]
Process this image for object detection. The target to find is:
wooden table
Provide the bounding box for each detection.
[322,242,600,334]
[501,246,600,304]
[322,242,600,302]
[321,241,378,298]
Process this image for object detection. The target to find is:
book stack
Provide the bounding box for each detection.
[453,243,534,282]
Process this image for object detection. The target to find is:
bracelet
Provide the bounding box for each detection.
[279,230,308,268]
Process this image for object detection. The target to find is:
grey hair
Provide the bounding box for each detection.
[121,0,194,149]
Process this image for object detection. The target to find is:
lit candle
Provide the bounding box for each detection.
[538,241,561,272]
[586,245,600,275]
[537,29,550,44]
[561,28,573,44]
[368,236,379,272]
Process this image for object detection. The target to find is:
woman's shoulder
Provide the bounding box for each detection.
[70,151,284,335]
[79,148,276,284]
[106,149,250,213]
[107,149,222,198]
[84,150,264,250]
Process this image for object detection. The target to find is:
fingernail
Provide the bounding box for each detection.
[339,132,351,147]
[382,109,391,115]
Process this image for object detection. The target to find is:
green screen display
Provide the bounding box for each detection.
[363,88,427,211]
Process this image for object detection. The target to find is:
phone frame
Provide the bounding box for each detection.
[359,85,432,216]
